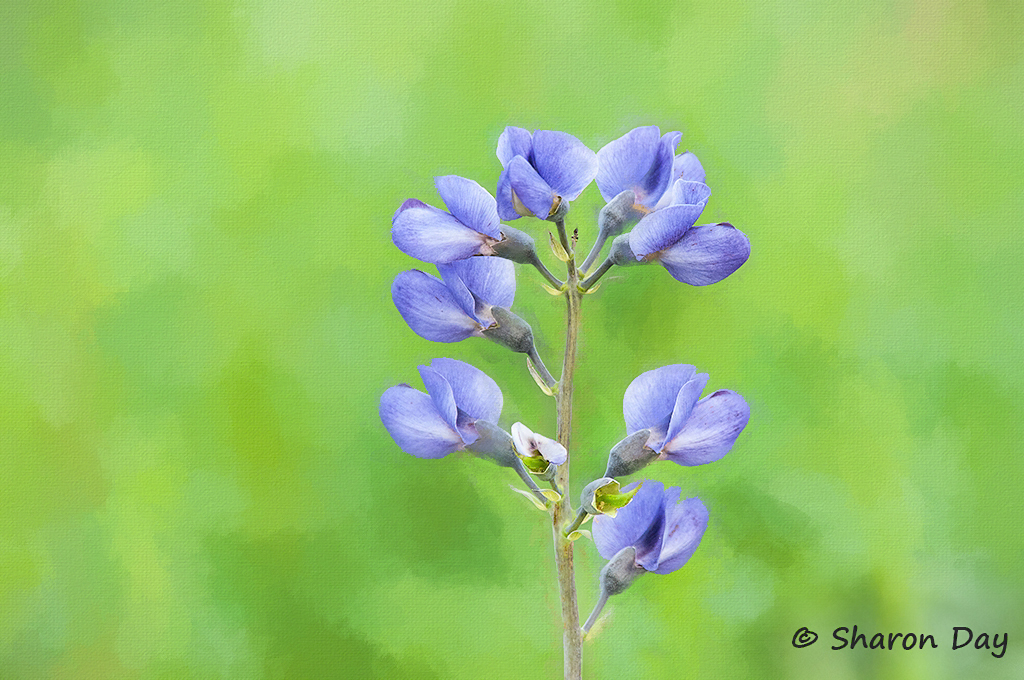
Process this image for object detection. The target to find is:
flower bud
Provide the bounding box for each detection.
[581,477,642,517]
[608,233,640,267]
[511,422,566,476]
[604,429,657,478]
[482,306,535,354]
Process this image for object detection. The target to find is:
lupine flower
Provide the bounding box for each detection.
[392,257,516,343]
[511,422,567,468]
[596,126,679,211]
[595,126,707,212]
[623,364,749,466]
[496,127,598,220]
[380,358,502,459]
[593,480,708,575]
[612,180,750,286]
[583,480,709,632]
[392,175,504,264]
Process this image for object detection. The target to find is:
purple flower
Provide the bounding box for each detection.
[392,257,516,343]
[596,126,707,212]
[593,480,708,575]
[583,480,709,632]
[623,364,749,466]
[380,358,502,459]
[496,127,598,220]
[621,180,750,286]
[392,175,504,264]
[654,151,706,210]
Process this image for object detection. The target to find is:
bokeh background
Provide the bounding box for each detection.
[1,1,1022,678]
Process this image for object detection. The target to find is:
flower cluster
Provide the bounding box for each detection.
[379,125,752,662]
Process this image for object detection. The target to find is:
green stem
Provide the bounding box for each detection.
[556,218,571,256]
[513,459,552,506]
[527,251,565,289]
[563,507,588,537]
[527,346,558,391]
[580,231,609,274]
[552,234,583,680]
[580,257,613,291]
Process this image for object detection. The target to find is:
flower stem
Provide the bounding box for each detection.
[527,251,565,289]
[580,257,613,291]
[527,346,558,392]
[556,218,571,257]
[582,591,609,634]
[514,459,553,506]
[563,507,588,537]
[580,231,609,274]
[552,228,583,680]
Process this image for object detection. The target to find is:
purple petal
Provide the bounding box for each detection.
[380,384,464,458]
[496,126,533,167]
[426,358,502,425]
[650,495,708,575]
[662,389,750,465]
[661,131,682,152]
[392,200,496,263]
[662,373,710,450]
[392,270,481,342]
[495,167,521,221]
[508,155,556,219]
[418,364,459,434]
[531,130,598,201]
[434,176,501,238]
[393,198,422,222]
[435,264,478,320]
[628,203,707,259]
[596,126,661,203]
[631,131,679,210]
[654,155,709,210]
[593,480,664,560]
[623,365,697,445]
[657,223,751,286]
[675,152,706,184]
[671,180,712,207]
[447,256,516,309]
[632,493,667,571]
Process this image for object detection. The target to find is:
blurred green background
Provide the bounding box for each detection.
[1,1,1021,678]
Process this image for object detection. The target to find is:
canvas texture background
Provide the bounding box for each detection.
[1,1,1021,678]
